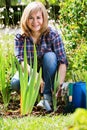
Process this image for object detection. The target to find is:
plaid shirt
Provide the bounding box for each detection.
[14,27,67,67]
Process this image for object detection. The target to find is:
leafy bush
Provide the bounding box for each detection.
[59,0,87,43]
[0,37,16,108]
[59,0,87,81]
[70,108,87,130]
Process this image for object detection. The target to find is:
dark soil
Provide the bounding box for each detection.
[0,92,72,118]
[0,92,20,118]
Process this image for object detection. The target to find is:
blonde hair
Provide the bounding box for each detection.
[20,1,48,36]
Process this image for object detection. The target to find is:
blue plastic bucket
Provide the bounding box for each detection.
[72,81,86,109]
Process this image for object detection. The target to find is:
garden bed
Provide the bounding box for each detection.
[0,91,66,118]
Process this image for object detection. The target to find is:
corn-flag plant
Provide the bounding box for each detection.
[0,44,12,109]
[19,41,42,115]
[52,72,60,111]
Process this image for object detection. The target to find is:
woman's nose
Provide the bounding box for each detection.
[33,18,37,23]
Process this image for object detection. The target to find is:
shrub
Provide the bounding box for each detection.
[59,0,87,81]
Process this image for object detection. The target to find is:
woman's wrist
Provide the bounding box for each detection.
[59,83,63,88]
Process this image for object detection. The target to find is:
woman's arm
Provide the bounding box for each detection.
[56,63,67,98]
[58,63,66,85]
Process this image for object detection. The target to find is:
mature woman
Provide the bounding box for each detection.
[11,1,68,111]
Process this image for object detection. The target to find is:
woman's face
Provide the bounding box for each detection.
[28,10,43,33]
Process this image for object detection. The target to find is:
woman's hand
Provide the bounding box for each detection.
[40,78,45,94]
[56,84,63,98]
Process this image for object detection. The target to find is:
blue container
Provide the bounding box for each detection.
[72,81,86,109]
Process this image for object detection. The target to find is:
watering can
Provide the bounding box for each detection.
[67,81,86,109]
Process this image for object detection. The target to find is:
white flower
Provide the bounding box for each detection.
[9,8,14,13]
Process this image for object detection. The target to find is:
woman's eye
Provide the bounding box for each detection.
[37,16,41,19]
[29,16,33,19]
[29,18,33,20]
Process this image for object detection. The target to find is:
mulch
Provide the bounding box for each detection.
[0,92,72,118]
[0,92,20,118]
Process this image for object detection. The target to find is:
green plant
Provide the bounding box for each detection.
[59,0,87,42]
[0,44,11,108]
[65,43,87,81]
[52,72,60,111]
[70,108,87,130]
[19,41,42,115]
[58,0,87,81]
[0,34,16,109]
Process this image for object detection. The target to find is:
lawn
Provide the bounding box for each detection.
[0,114,73,130]
[0,108,87,130]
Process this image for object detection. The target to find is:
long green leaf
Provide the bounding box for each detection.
[0,45,10,108]
[53,72,60,111]
[25,45,37,109]
[30,68,42,113]
[19,40,28,114]
[19,42,42,115]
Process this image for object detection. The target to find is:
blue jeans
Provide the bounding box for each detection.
[11,52,58,95]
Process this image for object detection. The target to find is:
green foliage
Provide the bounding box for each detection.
[0,42,15,108]
[59,0,87,42]
[0,33,16,109]
[0,0,5,6]
[59,0,87,81]
[34,0,59,5]
[66,43,87,81]
[53,72,60,111]
[11,0,19,5]
[0,0,20,6]
[70,108,87,130]
[19,41,42,115]
[0,44,8,108]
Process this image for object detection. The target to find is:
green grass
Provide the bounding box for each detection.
[0,114,73,130]
[1,108,87,130]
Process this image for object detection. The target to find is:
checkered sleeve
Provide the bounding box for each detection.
[14,34,25,63]
[51,30,68,65]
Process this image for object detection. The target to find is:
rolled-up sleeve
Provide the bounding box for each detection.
[14,34,24,63]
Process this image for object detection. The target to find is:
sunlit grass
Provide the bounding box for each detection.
[0,114,73,130]
[0,109,87,130]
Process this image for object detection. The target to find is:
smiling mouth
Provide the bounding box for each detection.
[32,25,39,28]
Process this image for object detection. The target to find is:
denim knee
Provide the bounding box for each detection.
[43,52,58,75]
[11,78,20,93]
[10,71,20,93]
[42,52,58,95]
